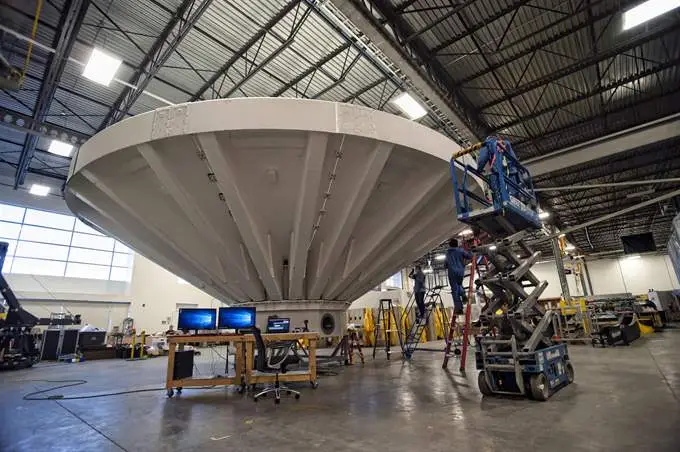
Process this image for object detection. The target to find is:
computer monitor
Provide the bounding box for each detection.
[267,317,290,333]
[177,308,216,331]
[218,306,256,330]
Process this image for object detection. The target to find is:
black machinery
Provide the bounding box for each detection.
[0,241,81,370]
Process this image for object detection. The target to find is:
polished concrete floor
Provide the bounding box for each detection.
[1,330,679,452]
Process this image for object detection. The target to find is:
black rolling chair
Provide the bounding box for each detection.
[251,327,301,404]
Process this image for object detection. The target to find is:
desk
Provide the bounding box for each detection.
[243,332,320,387]
[165,334,248,397]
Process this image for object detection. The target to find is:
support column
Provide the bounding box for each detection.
[582,259,594,296]
[550,236,571,301]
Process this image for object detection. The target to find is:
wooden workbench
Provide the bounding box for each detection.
[243,332,320,387]
[165,334,249,397]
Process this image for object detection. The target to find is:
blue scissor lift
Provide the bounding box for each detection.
[450,138,574,400]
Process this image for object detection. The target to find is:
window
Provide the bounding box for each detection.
[68,248,113,266]
[383,272,403,289]
[0,221,21,239]
[74,219,104,236]
[112,252,132,267]
[0,204,25,223]
[65,262,111,280]
[15,241,69,261]
[0,202,134,281]
[71,233,114,251]
[24,209,75,231]
[110,266,132,281]
[12,258,66,277]
[20,225,72,245]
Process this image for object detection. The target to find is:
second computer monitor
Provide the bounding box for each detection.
[218,306,256,329]
[267,317,290,333]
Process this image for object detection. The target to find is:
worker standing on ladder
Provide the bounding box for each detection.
[445,238,472,315]
[409,265,427,320]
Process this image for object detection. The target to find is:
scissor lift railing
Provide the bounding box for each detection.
[450,141,541,238]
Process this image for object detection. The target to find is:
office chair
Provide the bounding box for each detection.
[251,327,301,404]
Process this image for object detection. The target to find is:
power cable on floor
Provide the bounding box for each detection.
[22,379,164,400]
[55,400,129,452]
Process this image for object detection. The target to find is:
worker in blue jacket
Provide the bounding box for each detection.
[446,238,472,314]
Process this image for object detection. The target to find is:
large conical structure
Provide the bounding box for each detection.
[65,99,472,314]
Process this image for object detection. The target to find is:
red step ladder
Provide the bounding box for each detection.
[442,240,487,371]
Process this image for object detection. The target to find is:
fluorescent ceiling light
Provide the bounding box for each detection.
[48,140,74,157]
[390,92,427,120]
[458,228,473,236]
[29,184,50,196]
[423,267,433,274]
[435,254,446,261]
[489,245,497,251]
[538,210,550,219]
[622,0,680,30]
[82,48,122,86]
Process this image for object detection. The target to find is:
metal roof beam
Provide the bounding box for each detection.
[401,0,476,44]
[340,76,388,102]
[556,196,670,217]
[536,178,680,193]
[479,20,679,111]
[102,0,213,128]
[190,0,301,101]
[493,56,680,132]
[533,187,680,243]
[221,6,312,98]
[0,107,90,146]
[271,43,352,97]
[14,0,89,189]
[430,0,532,54]
[535,146,680,186]
[458,0,630,86]
[525,113,680,177]
[514,84,680,152]
[569,214,674,234]
[328,0,486,143]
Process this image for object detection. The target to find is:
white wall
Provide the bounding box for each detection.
[128,254,222,333]
[20,299,129,331]
[533,254,679,298]
[532,261,581,298]
[6,253,221,333]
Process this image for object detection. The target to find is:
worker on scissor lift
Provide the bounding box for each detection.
[445,238,472,315]
[476,136,524,200]
[409,265,427,320]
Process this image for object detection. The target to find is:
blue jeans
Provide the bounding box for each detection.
[448,272,465,312]
[415,291,425,317]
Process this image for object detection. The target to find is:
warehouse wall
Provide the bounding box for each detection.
[128,254,223,333]
[589,254,678,294]
[532,254,679,298]
[532,262,581,298]
[6,254,221,333]
[19,299,130,331]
